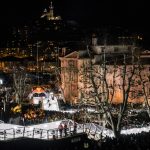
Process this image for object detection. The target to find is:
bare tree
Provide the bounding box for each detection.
[79,51,136,138]
[13,67,29,104]
[137,57,150,117]
[54,66,66,102]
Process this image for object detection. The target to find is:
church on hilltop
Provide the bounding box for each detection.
[41,1,61,21]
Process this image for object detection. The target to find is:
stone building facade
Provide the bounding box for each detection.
[59,45,150,105]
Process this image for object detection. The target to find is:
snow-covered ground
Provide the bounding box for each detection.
[0,119,81,141]
[1,119,150,141]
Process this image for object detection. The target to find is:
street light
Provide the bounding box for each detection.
[0,79,3,85]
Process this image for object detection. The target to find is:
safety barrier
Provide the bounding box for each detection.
[0,124,84,141]
[0,120,106,141]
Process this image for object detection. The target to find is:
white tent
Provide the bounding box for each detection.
[28,87,60,111]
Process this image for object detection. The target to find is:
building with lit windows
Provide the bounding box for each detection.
[59,43,150,105]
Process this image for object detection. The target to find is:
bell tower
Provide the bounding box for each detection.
[48,1,54,20]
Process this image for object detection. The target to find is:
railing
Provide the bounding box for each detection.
[0,128,15,140]
[0,124,84,141]
[0,127,26,140]
[0,119,105,141]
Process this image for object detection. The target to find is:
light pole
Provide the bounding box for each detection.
[0,79,4,121]
[34,41,41,86]
[37,41,40,86]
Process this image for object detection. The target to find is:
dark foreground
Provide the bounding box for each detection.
[1,131,150,150]
[0,133,94,150]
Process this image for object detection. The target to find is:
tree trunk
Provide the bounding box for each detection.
[112,123,121,138]
[15,93,19,104]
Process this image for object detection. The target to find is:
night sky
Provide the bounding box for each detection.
[0,0,149,46]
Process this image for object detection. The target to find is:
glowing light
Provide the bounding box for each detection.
[44,124,48,128]
[0,79,3,85]
[29,127,33,131]
[50,92,54,95]
[33,87,45,93]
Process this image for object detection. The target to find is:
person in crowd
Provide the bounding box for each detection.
[73,122,77,134]
[64,123,68,137]
[58,123,63,137]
